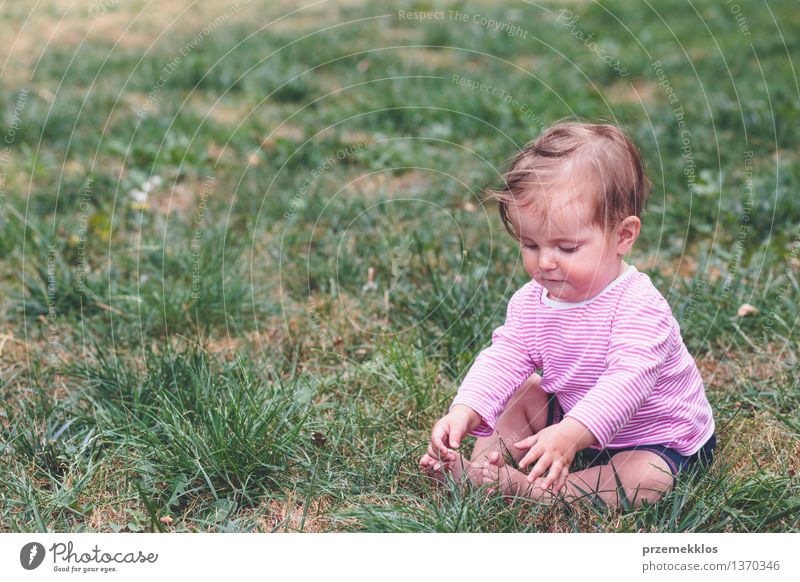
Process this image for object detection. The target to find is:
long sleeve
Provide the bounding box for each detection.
[450,285,536,436]
[563,294,676,448]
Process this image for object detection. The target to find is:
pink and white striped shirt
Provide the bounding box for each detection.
[451,265,715,456]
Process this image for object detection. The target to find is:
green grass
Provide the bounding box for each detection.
[1,0,799,532]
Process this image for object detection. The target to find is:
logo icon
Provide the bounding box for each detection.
[20,542,46,570]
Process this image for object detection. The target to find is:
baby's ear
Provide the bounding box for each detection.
[616,216,641,254]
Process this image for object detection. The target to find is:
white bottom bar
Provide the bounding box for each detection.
[1,533,796,581]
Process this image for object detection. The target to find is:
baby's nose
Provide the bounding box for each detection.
[538,249,558,270]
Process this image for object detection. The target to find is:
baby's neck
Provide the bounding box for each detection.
[545,259,630,304]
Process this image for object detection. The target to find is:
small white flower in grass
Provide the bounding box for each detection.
[142,175,163,193]
[736,303,758,317]
[129,188,147,203]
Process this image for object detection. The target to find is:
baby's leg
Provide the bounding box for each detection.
[421,373,550,490]
[477,449,674,507]
[470,373,550,464]
[563,450,674,507]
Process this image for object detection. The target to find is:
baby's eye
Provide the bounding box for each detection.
[522,243,538,250]
[559,246,578,254]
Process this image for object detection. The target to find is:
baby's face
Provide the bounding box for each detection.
[508,194,624,303]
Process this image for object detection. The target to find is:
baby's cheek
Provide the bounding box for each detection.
[574,261,594,279]
[522,254,538,271]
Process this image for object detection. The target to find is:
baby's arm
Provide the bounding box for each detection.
[448,285,537,437]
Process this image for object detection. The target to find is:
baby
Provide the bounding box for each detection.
[420,121,716,507]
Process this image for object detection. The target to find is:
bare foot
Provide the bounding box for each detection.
[473,451,552,500]
[419,451,480,486]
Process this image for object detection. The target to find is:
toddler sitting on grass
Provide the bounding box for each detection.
[420,121,716,507]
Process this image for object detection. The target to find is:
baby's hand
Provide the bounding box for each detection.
[428,405,481,461]
[514,424,573,492]
[514,417,596,493]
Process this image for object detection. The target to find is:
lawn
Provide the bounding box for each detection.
[0,0,798,532]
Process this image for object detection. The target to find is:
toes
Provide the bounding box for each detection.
[420,454,444,476]
[477,465,498,487]
[488,451,505,467]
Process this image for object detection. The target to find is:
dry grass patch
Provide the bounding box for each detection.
[719,411,799,478]
[397,48,460,71]
[254,495,334,532]
[346,169,432,200]
[603,79,660,105]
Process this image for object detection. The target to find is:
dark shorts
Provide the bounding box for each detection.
[546,393,716,487]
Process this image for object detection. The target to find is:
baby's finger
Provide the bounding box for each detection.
[448,425,465,450]
[428,441,453,463]
[517,445,541,469]
[428,443,442,460]
[517,450,533,469]
[431,423,450,455]
[541,459,563,491]
[513,435,537,449]
[526,454,551,483]
[554,467,570,494]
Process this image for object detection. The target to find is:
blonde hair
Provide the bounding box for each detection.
[487,121,652,239]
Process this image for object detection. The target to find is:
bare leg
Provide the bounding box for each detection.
[474,449,674,508]
[420,373,548,488]
[562,450,674,507]
[424,372,674,506]
[472,451,538,497]
[470,373,549,464]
